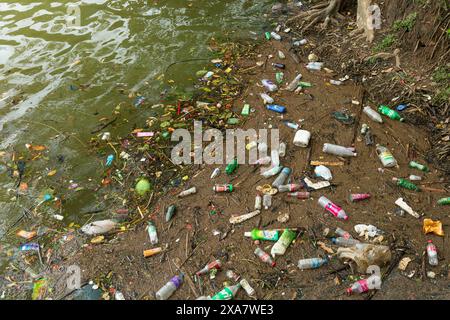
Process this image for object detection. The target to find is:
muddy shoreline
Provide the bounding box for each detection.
[46,35,450,300]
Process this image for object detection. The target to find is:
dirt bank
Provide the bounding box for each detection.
[45,35,450,300]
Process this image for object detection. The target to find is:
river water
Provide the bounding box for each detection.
[0,0,273,268]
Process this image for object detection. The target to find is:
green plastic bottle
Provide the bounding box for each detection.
[211,284,241,300]
[437,197,450,205]
[264,32,271,40]
[275,72,284,84]
[409,161,429,172]
[244,229,279,241]
[241,104,250,116]
[225,158,238,175]
[393,177,420,191]
[378,105,404,122]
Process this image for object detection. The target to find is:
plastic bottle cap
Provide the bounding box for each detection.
[244,232,251,237]
[346,288,352,295]
[331,238,337,244]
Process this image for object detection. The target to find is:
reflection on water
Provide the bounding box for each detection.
[0,1,272,262]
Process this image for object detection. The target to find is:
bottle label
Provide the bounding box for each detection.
[358,279,369,292]
[170,276,183,289]
[325,202,341,217]
[379,151,394,162]
[261,230,278,240]
[212,287,233,300]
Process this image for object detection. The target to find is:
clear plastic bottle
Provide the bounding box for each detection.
[261,165,283,178]
[270,32,281,40]
[363,106,383,123]
[298,257,328,270]
[263,194,272,209]
[331,237,360,247]
[286,73,303,91]
[272,167,291,188]
[426,240,438,266]
[278,184,302,192]
[282,120,299,130]
[323,143,357,157]
[155,274,183,300]
[376,144,397,167]
[196,260,222,276]
[335,227,353,239]
[254,247,276,267]
[306,62,323,71]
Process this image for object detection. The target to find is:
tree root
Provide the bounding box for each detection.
[287,0,344,32]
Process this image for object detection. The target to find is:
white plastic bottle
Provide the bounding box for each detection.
[270,32,281,40]
[323,143,357,157]
[261,79,278,92]
[363,106,383,124]
[278,142,286,157]
[155,275,183,300]
[260,93,274,104]
[293,129,311,147]
[298,257,328,270]
[254,193,262,210]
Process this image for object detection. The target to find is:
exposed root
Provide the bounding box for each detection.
[287,0,344,32]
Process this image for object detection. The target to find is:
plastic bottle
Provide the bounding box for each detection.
[262,79,278,92]
[254,247,276,267]
[318,196,348,220]
[240,279,256,297]
[226,270,241,282]
[266,104,286,113]
[426,240,438,266]
[331,237,360,247]
[155,274,183,300]
[210,168,220,179]
[165,205,176,222]
[278,184,302,192]
[376,144,397,167]
[293,39,307,46]
[263,194,272,209]
[349,193,371,202]
[286,73,303,91]
[287,192,310,199]
[271,229,296,258]
[330,80,343,85]
[256,156,272,165]
[244,229,279,241]
[363,106,383,123]
[323,143,356,157]
[437,197,450,205]
[271,149,280,167]
[279,142,286,157]
[196,260,222,276]
[272,63,285,69]
[298,257,328,270]
[254,193,262,210]
[213,184,233,192]
[323,227,353,239]
[408,174,422,181]
[272,167,291,188]
[270,32,281,40]
[226,158,238,175]
[392,177,420,191]
[314,165,332,181]
[346,277,373,295]
[261,165,283,178]
[211,284,241,300]
[147,222,158,245]
[306,62,323,71]
[378,105,404,122]
[283,120,299,130]
[178,187,196,198]
[409,161,429,172]
[260,93,274,104]
[275,72,284,84]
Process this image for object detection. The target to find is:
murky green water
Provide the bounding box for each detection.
[0,0,273,266]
